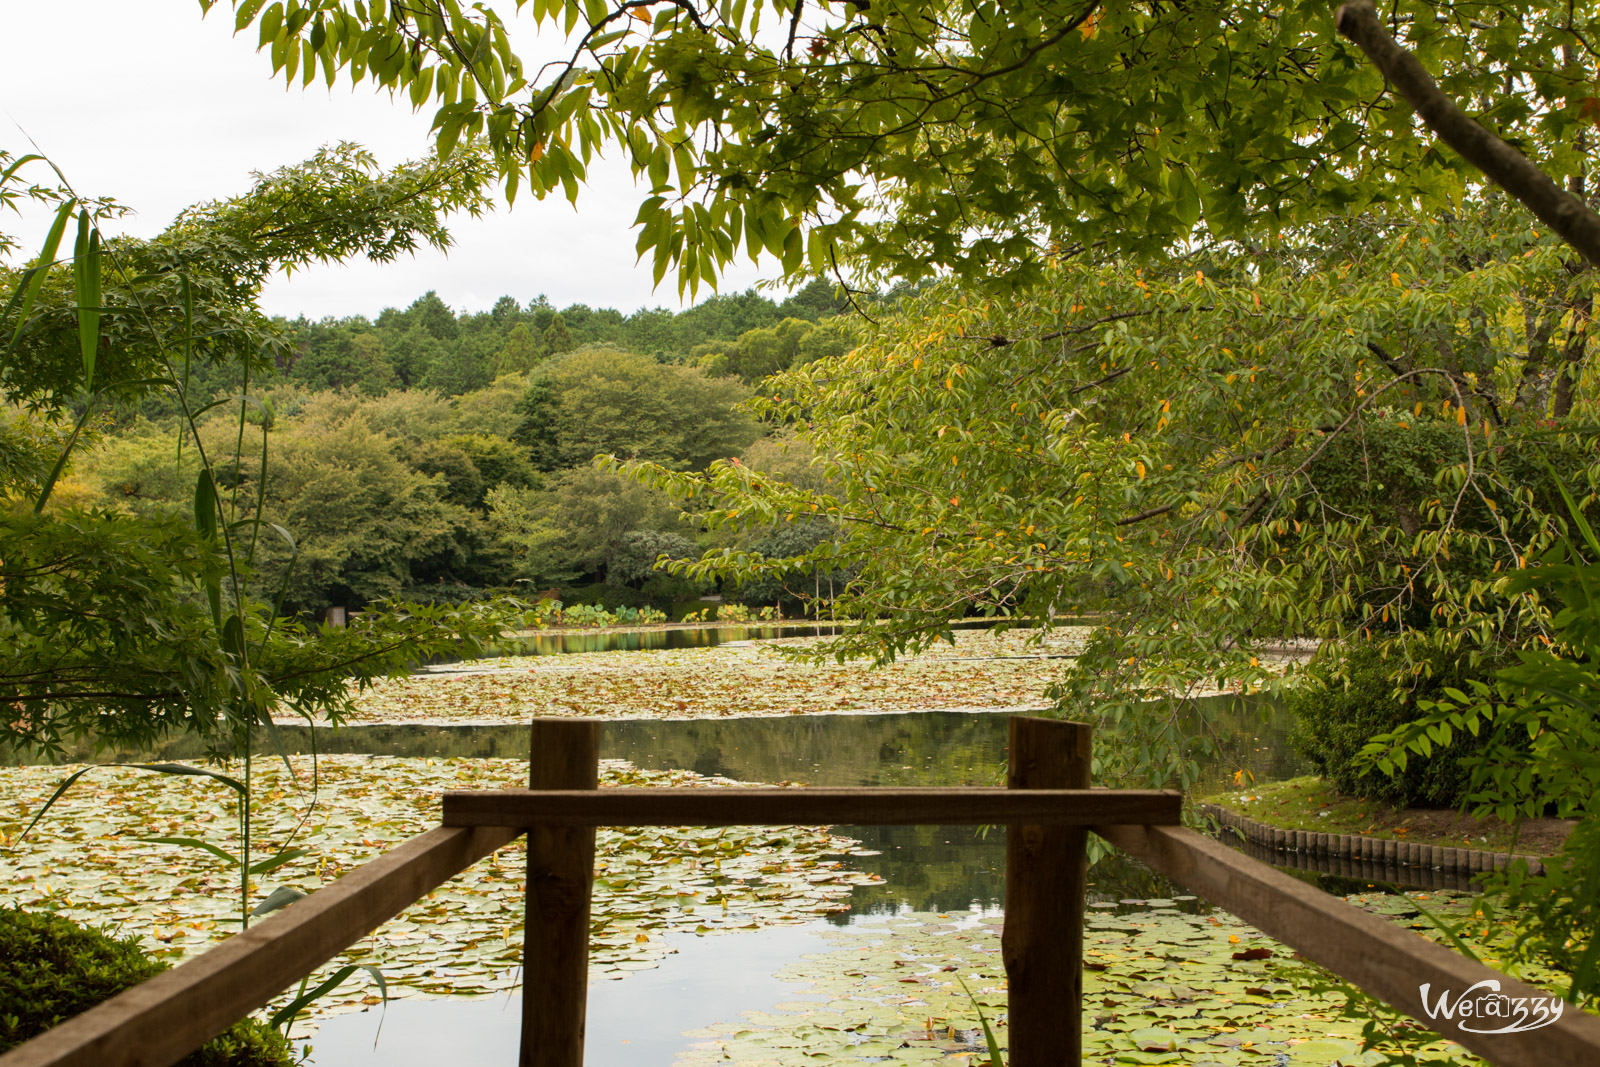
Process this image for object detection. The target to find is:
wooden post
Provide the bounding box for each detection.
[521,719,601,1067]
[1002,716,1091,1066]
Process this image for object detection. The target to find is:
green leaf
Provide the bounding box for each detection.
[128,762,247,798]
[194,470,219,542]
[72,211,101,389]
[7,198,74,350]
[10,766,99,847]
[269,964,386,1030]
[249,846,310,875]
[143,835,242,868]
[235,0,268,32]
[251,885,307,917]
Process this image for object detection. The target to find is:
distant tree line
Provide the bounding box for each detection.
[65,281,864,617]
[276,277,854,397]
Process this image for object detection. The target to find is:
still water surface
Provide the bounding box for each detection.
[298,699,1308,1066]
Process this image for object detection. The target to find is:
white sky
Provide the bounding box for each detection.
[0,0,780,320]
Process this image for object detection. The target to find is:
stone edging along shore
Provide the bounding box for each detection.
[1197,802,1548,878]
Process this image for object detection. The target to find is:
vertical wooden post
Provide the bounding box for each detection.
[1002,716,1091,1066]
[521,719,601,1067]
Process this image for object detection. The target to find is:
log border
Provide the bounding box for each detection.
[1197,802,1549,877]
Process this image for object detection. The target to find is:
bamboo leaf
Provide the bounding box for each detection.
[7,198,75,350]
[270,965,371,1029]
[127,762,247,798]
[72,210,101,389]
[10,766,98,847]
[249,847,311,875]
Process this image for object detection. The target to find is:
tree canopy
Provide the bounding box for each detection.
[626,199,1599,784]
[211,0,1598,292]
[0,146,519,756]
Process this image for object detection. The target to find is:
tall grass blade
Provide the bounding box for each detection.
[11,766,97,846]
[32,394,96,513]
[956,976,1005,1066]
[248,846,310,875]
[270,964,388,1032]
[127,761,247,798]
[143,835,241,866]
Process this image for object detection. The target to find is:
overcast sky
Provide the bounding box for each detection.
[0,0,779,320]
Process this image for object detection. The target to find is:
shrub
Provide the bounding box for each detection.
[716,602,753,622]
[1288,642,1502,808]
[0,907,293,1065]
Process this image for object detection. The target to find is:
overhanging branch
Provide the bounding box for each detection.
[1335,0,1600,266]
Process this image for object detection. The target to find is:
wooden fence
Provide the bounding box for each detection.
[2,716,1597,1067]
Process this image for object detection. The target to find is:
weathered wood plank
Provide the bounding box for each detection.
[1003,717,1090,1066]
[521,720,601,1067]
[1096,823,1600,1067]
[443,787,1180,827]
[0,825,519,1067]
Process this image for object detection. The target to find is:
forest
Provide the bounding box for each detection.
[58,279,856,615]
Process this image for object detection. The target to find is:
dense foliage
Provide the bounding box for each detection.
[626,201,1598,789]
[214,0,1600,299]
[0,907,292,1065]
[65,304,822,612]
[245,276,852,401]
[1289,642,1498,807]
[0,148,533,761]
[1362,496,1600,993]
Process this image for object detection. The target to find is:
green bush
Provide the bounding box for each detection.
[1288,642,1501,808]
[0,907,293,1066]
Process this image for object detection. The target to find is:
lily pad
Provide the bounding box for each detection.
[0,756,875,1017]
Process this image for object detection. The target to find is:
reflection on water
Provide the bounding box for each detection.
[20,694,1306,793]
[307,921,843,1067]
[21,701,1306,911]
[481,622,853,660]
[458,615,1089,662]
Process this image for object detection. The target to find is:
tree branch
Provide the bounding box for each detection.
[1335,0,1600,266]
[1115,503,1174,527]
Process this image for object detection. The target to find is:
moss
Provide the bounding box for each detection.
[0,907,292,1065]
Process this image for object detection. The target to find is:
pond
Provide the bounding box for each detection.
[283,700,1339,1067]
[0,633,1494,1067]
[464,616,1085,662]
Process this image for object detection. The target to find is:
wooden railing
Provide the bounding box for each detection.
[2,716,1597,1067]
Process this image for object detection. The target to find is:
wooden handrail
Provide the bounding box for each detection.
[442,786,1182,827]
[2,715,1593,1067]
[0,825,517,1067]
[1098,822,1600,1067]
